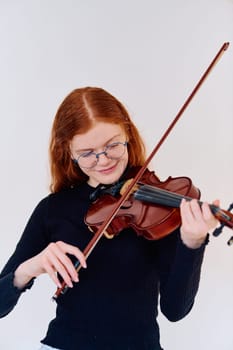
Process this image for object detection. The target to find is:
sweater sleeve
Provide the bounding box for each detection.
[0,197,50,318]
[157,228,208,322]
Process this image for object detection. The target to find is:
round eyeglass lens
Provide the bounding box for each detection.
[77,142,127,169]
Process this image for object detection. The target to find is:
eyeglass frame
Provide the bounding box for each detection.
[73,141,128,169]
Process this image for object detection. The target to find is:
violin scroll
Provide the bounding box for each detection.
[212,202,233,245]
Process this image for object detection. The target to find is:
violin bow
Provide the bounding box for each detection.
[53,42,230,299]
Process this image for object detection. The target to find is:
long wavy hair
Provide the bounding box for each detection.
[49,87,146,192]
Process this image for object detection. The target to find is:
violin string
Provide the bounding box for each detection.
[134,185,232,220]
[135,191,181,207]
[135,185,192,207]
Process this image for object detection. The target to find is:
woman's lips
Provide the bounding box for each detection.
[98,164,117,175]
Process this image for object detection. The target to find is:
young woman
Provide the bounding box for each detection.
[0,87,218,350]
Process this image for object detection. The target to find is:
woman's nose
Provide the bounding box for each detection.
[96,152,110,165]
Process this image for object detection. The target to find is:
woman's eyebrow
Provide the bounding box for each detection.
[75,134,122,153]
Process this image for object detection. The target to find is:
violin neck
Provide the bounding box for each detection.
[134,184,233,229]
[134,184,197,208]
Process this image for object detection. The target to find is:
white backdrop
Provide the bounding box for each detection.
[0,1,232,349]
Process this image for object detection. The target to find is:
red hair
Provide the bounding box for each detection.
[49,87,146,192]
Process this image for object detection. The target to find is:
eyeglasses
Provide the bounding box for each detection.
[74,141,128,169]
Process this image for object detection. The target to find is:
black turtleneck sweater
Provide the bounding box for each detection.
[0,182,208,350]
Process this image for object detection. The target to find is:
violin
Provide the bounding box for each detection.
[52,42,231,300]
[85,167,233,241]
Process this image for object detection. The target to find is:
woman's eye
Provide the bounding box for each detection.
[107,143,118,149]
[80,151,93,158]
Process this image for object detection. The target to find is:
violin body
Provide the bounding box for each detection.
[85,168,200,240]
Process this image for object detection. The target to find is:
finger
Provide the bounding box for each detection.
[212,199,220,207]
[43,243,77,285]
[53,241,87,283]
[57,241,87,269]
[44,241,86,287]
[189,199,205,222]
[43,260,62,288]
[180,199,196,225]
[53,251,79,284]
[44,249,75,288]
[201,202,213,219]
[202,202,219,226]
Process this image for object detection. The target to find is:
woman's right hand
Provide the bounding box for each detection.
[13,241,87,290]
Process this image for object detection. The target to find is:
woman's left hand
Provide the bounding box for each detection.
[180,198,219,249]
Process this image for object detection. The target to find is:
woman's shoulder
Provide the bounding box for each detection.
[48,181,94,201]
[36,182,94,216]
